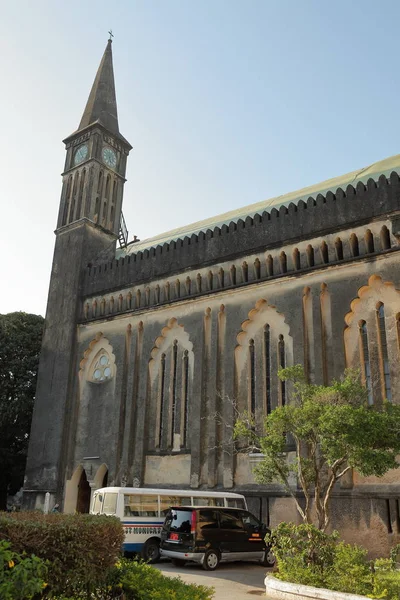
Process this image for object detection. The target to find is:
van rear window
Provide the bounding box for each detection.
[164,509,192,533]
[226,498,246,509]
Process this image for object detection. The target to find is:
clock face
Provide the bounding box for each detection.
[102,146,117,169]
[74,144,88,165]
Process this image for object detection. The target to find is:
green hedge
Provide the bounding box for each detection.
[115,559,214,600]
[0,511,124,598]
[268,522,400,600]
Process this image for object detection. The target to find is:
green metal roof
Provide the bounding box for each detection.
[119,153,400,257]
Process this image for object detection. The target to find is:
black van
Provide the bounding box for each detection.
[160,506,275,570]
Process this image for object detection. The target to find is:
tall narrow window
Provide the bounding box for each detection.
[76,169,85,220]
[359,321,373,404]
[158,353,166,446]
[170,341,178,447]
[380,226,391,250]
[335,238,343,261]
[279,252,287,274]
[69,172,79,223]
[249,339,255,417]
[105,174,111,199]
[63,176,73,225]
[306,245,314,267]
[242,261,248,283]
[293,248,300,270]
[397,313,400,354]
[320,241,329,264]
[230,264,236,286]
[264,325,271,414]
[365,229,374,254]
[266,255,274,277]
[377,304,392,401]
[183,350,189,446]
[278,335,286,406]
[350,234,359,257]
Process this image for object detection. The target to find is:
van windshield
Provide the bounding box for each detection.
[103,493,117,515]
[164,509,192,533]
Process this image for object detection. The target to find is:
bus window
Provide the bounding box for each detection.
[102,493,117,515]
[124,494,158,517]
[192,497,213,506]
[226,498,246,508]
[159,496,192,515]
[92,493,103,514]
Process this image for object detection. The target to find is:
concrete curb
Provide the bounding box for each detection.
[264,575,371,600]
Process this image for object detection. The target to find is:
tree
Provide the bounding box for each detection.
[234,366,400,531]
[0,312,44,510]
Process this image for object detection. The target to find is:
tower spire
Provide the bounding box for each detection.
[78,38,119,134]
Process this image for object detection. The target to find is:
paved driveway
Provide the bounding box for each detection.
[156,560,274,599]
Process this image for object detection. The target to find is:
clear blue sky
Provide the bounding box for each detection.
[1,0,400,316]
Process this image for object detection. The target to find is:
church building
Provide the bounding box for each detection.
[24,40,400,555]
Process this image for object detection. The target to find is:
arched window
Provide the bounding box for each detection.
[69,172,79,223]
[75,169,86,220]
[350,233,359,257]
[236,300,292,425]
[230,264,236,285]
[377,304,392,401]
[170,341,178,447]
[249,339,255,417]
[105,174,111,199]
[151,320,193,452]
[278,335,286,406]
[264,325,271,414]
[359,321,372,404]
[365,229,374,254]
[182,350,189,446]
[266,255,274,277]
[158,353,167,446]
[320,241,329,264]
[335,238,343,261]
[279,252,287,274]
[293,248,300,270]
[62,176,73,226]
[89,351,113,383]
[306,245,314,267]
[397,313,400,354]
[380,226,391,250]
[242,261,248,283]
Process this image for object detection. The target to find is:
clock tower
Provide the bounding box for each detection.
[58,38,131,235]
[24,39,131,510]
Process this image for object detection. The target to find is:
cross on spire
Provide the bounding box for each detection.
[108,29,114,41]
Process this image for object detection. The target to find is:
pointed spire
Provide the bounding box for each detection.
[79,39,119,134]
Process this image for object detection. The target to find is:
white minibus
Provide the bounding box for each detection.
[91,487,247,562]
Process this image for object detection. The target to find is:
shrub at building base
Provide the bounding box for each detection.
[113,559,214,600]
[0,511,124,598]
[0,540,48,600]
[267,522,400,600]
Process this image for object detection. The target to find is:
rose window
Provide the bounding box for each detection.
[91,353,113,382]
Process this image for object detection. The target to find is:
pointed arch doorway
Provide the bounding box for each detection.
[76,469,91,513]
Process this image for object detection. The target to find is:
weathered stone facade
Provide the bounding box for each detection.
[24,40,400,557]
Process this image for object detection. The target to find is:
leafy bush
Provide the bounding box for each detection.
[0,511,124,598]
[266,522,338,587]
[0,539,48,600]
[114,559,214,600]
[325,542,371,597]
[268,522,400,599]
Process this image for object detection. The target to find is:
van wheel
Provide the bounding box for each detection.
[202,549,220,571]
[141,538,160,563]
[171,559,186,567]
[260,548,275,567]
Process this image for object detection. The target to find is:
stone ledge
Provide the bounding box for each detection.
[264,575,370,600]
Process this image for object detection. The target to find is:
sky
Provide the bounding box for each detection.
[2,0,400,316]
